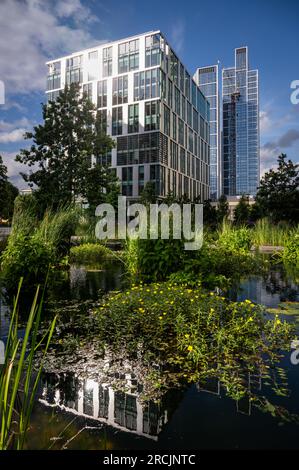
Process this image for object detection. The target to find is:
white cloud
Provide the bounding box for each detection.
[0,129,27,144]
[259,110,271,133]
[170,20,185,55]
[0,117,32,143]
[0,117,32,132]
[0,0,105,94]
[1,151,29,189]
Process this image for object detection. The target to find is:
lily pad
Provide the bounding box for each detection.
[266,302,299,316]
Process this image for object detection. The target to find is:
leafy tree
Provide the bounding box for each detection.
[140,181,157,205]
[82,165,120,215]
[203,199,217,228]
[234,194,251,225]
[256,154,299,223]
[16,84,116,213]
[217,194,229,223]
[0,155,19,221]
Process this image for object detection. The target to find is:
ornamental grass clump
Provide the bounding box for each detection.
[69,243,114,264]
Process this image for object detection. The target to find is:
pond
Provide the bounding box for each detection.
[1,261,299,450]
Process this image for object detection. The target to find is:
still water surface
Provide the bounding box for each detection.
[1,262,298,449]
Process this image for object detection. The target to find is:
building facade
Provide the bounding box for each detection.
[222,47,259,196]
[194,65,221,200]
[46,31,210,202]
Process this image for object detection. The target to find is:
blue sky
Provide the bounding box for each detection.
[0,0,298,188]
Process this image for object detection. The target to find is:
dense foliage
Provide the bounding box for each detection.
[15,84,118,213]
[256,154,299,223]
[70,242,114,264]
[0,204,78,291]
[95,282,293,401]
[0,154,19,221]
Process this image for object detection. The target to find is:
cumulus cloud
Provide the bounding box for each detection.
[260,110,272,133]
[0,117,32,143]
[0,0,105,94]
[260,128,299,175]
[1,151,28,188]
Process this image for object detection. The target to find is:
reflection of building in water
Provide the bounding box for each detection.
[197,369,262,417]
[40,373,169,440]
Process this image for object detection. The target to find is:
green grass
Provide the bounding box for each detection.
[0,279,56,449]
[252,218,291,247]
[69,242,114,264]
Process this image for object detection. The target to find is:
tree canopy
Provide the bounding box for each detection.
[256,154,299,223]
[0,155,19,221]
[16,83,119,213]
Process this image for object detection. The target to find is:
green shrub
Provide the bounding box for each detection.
[217,221,252,253]
[0,233,53,292]
[124,237,185,281]
[282,231,299,270]
[0,205,79,291]
[69,243,113,263]
[96,282,293,400]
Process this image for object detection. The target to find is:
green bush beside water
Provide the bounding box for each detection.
[95,282,293,401]
[70,243,114,264]
[0,203,78,291]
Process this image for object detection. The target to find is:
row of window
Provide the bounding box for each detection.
[120,164,209,200]
[47,34,206,113]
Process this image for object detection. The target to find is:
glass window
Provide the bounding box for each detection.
[103,47,112,77]
[97,80,107,108]
[163,104,170,136]
[145,100,160,131]
[112,76,128,105]
[134,69,161,101]
[145,34,161,67]
[112,106,123,136]
[83,83,92,100]
[128,104,139,133]
[118,39,139,73]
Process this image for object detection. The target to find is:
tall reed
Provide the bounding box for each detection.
[0,279,56,449]
[252,218,290,247]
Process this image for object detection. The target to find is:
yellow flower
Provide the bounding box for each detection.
[185,334,190,339]
[159,316,163,320]
[187,345,193,352]
[163,312,167,315]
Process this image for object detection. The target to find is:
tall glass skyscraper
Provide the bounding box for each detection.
[222,47,259,196]
[194,65,221,200]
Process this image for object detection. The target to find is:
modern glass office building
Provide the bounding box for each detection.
[222,47,259,196]
[46,31,210,201]
[194,65,221,200]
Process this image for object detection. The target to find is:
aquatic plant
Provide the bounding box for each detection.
[0,206,78,291]
[217,220,252,253]
[0,279,56,449]
[69,243,114,264]
[95,282,293,402]
[252,218,291,247]
[281,230,299,271]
